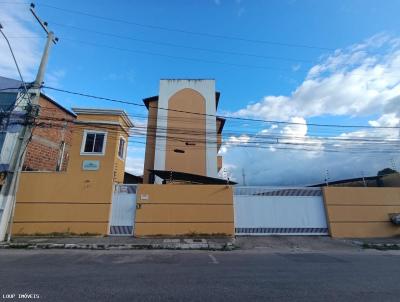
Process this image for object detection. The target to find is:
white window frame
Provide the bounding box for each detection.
[80,130,108,156]
[117,136,127,160]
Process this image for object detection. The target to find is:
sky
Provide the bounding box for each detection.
[1,0,400,185]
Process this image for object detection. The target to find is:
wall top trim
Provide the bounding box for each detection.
[72,108,134,128]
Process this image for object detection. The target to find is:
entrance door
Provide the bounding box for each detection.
[109,184,137,235]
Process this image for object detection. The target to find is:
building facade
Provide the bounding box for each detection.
[142,79,225,184]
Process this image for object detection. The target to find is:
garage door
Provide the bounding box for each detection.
[234,187,328,235]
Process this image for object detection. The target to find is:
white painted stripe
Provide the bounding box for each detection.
[208,254,219,264]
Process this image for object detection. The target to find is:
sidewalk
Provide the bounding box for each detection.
[0,236,235,251]
[351,237,400,250]
[2,235,399,251]
[235,236,400,252]
[234,236,359,252]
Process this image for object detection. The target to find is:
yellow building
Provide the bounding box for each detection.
[12,108,133,235]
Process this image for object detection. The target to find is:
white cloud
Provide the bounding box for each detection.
[0,5,66,87]
[223,142,399,186]
[222,116,399,186]
[0,5,42,81]
[45,69,67,87]
[223,34,400,185]
[227,134,250,145]
[368,113,399,128]
[125,156,145,176]
[232,33,400,122]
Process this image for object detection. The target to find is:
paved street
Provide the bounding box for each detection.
[1,248,400,302]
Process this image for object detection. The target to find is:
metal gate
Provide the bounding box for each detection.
[234,187,328,235]
[109,184,137,235]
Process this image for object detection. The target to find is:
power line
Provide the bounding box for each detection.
[36,3,334,51]
[42,85,400,130]
[0,23,29,97]
[46,21,315,64]
[36,113,400,146]
[61,37,294,72]
[36,107,400,144]
[31,117,400,154]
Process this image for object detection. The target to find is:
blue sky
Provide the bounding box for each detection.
[1,0,400,184]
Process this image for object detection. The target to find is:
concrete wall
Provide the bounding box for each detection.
[323,187,400,238]
[12,112,130,235]
[135,184,234,236]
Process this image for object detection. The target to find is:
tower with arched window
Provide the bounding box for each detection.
[142,79,225,184]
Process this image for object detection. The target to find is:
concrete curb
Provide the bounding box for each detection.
[0,242,235,251]
[353,241,400,251]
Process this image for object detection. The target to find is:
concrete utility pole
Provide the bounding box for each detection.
[361,170,366,187]
[0,3,58,241]
[390,158,397,172]
[324,169,330,187]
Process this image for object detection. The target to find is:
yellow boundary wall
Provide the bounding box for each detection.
[12,172,113,235]
[135,184,234,236]
[323,187,400,238]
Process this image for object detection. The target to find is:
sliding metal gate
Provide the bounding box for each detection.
[109,184,137,235]
[234,187,328,235]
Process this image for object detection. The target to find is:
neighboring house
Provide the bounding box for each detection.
[0,76,28,176]
[12,108,134,235]
[23,93,76,172]
[0,76,76,173]
[309,173,400,187]
[142,79,226,184]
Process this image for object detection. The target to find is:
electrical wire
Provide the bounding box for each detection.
[36,3,333,51]
[46,21,315,64]
[60,37,294,72]
[42,85,400,129]
[31,118,400,154]
[0,26,29,98]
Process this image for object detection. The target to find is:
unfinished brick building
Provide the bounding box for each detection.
[22,93,76,172]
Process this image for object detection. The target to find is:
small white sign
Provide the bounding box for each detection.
[82,160,100,171]
[140,194,149,201]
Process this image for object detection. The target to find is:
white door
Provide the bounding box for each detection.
[109,185,137,235]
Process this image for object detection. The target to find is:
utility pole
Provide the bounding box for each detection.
[0,3,58,241]
[390,158,397,172]
[242,168,246,186]
[324,169,330,187]
[361,170,366,187]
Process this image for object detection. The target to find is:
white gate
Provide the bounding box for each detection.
[109,184,137,235]
[234,187,328,235]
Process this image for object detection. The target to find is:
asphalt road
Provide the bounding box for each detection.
[1,249,400,302]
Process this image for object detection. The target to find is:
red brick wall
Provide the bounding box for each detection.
[23,96,75,171]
